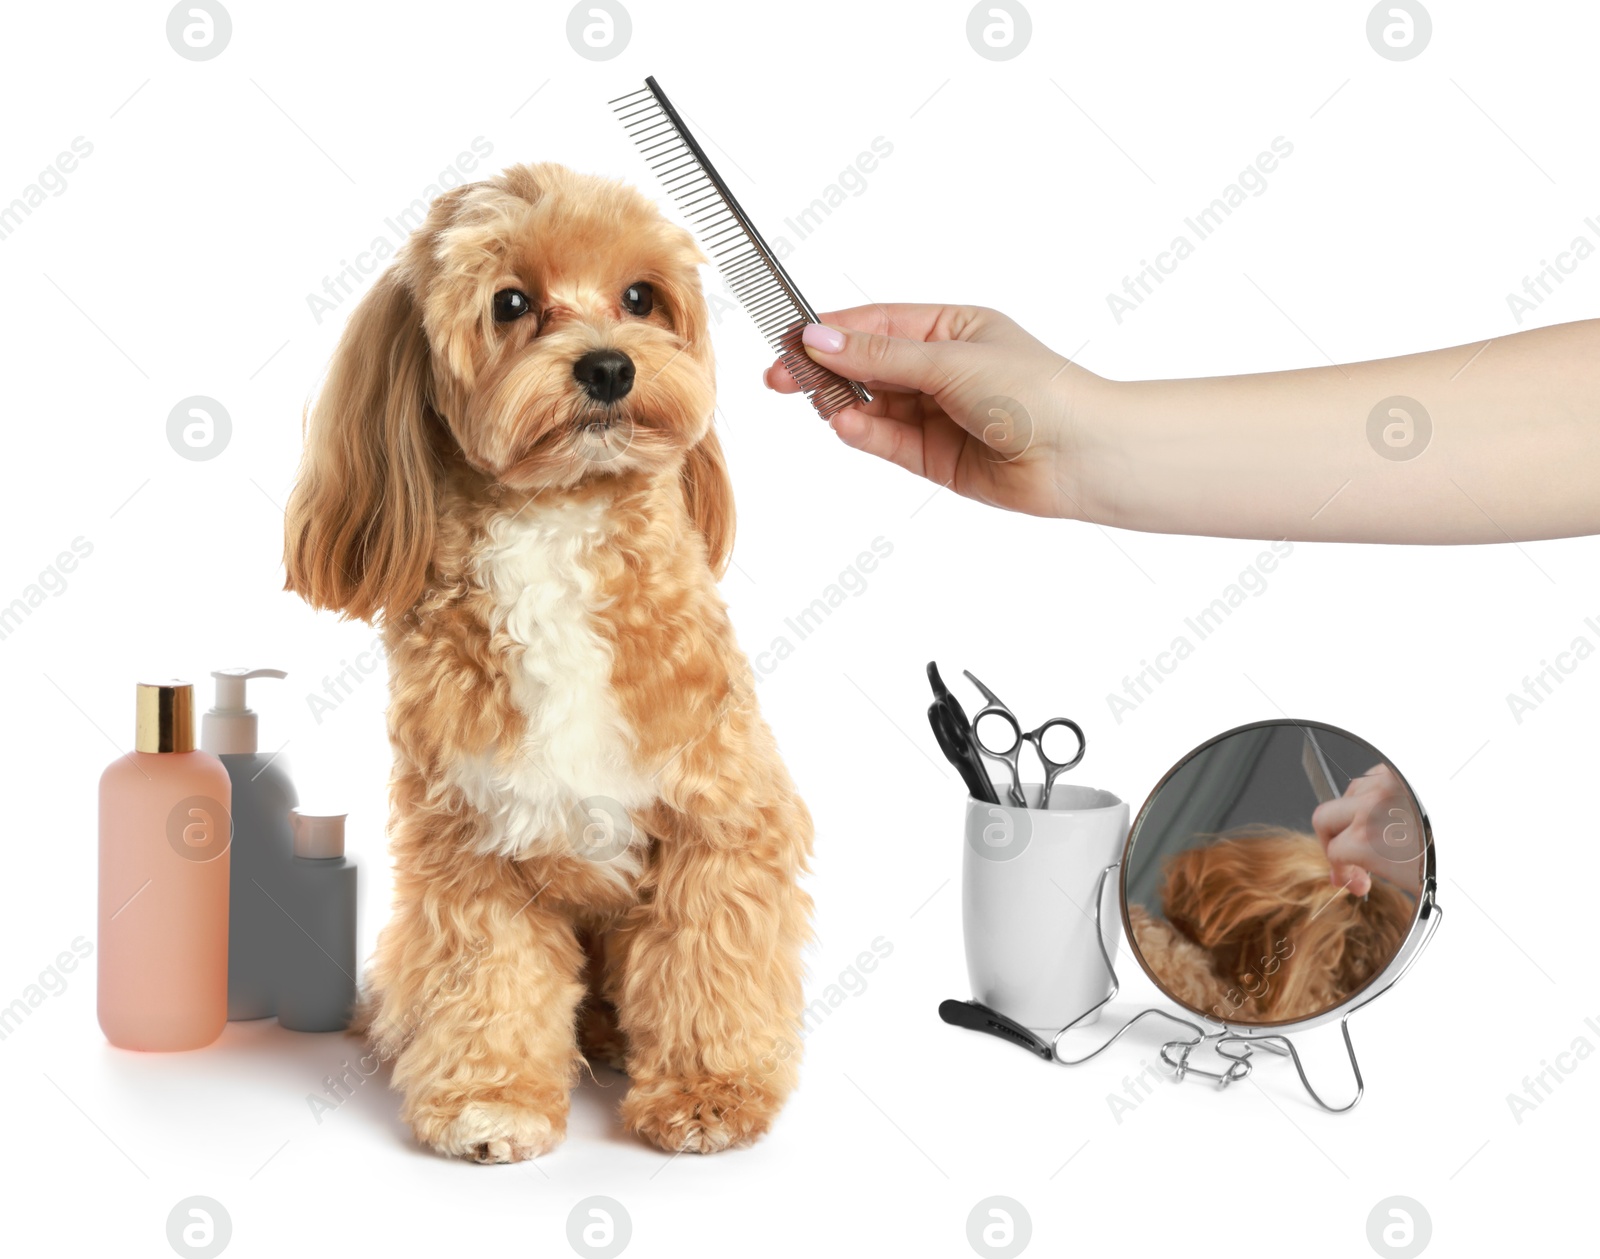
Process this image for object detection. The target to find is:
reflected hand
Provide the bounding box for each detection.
[1312,763,1423,897]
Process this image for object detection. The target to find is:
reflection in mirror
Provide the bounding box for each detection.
[1123,721,1428,1028]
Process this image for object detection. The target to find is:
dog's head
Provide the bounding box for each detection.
[284,162,732,622]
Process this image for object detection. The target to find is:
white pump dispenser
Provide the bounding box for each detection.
[201,668,287,756]
[201,667,300,1021]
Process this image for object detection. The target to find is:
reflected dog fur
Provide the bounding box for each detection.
[1129,827,1412,1024]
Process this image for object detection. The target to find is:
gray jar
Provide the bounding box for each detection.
[278,811,358,1033]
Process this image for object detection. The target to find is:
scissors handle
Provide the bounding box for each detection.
[962,671,1027,807]
[925,663,1000,805]
[970,704,1023,757]
[928,702,998,804]
[964,670,1090,809]
[1033,716,1087,773]
[1033,717,1087,809]
[969,707,1027,807]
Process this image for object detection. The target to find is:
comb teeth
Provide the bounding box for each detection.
[611,79,871,422]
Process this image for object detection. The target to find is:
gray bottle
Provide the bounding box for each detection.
[203,668,297,1021]
[278,811,358,1032]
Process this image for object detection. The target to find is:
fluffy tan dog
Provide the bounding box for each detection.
[1128,828,1413,1025]
[283,163,812,1162]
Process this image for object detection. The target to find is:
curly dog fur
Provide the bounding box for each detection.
[283,163,812,1162]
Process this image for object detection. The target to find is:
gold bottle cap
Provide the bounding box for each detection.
[135,680,195,753]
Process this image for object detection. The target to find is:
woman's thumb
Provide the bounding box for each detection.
[800,322,954,395]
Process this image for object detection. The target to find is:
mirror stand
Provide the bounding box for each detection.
[1043,863,1443,1113]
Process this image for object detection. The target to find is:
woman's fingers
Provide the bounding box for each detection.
[799,322,960,397]
[763,358,922,396]
[763,360,801,393]
[1325,828,1378,895]
[762,304,999,398]
[1312,795,1359,843]
[828,408,929,479]
[808,303,979,343]
[1330,861,1374,897]
[1316,792,1376,893]
[1346,764,1393,798]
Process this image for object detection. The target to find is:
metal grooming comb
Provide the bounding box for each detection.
[611,77,872,421]
[1301,730,1339,804]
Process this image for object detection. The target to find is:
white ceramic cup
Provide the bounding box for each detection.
[962,782,1129,1031]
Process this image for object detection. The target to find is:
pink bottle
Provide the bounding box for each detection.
[98,681,231,1051]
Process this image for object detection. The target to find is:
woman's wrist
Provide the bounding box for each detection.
[1049,363,1129,527]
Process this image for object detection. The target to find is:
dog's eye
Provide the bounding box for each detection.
[493,289,532,323]
[621,282,654,317]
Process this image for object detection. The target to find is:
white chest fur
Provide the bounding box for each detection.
[444,494,655,870]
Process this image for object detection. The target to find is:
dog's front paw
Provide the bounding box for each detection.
[414,1097,566,1164]
[622,1075,778,1154]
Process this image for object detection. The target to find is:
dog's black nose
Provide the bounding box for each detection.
[573,349,635,403]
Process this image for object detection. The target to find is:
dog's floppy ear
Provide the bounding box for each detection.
[655,248,736,578]
[283,266,441,623]
[681,424,735,578]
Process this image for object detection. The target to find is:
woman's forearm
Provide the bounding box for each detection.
[1079,319,1600,542]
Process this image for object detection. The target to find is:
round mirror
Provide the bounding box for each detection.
[1121,720,1435,1031]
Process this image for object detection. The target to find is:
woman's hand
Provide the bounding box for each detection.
[763,304,1110,520]
[768,307,1600,543]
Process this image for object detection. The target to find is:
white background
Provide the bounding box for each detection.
[3,1,1595,1256]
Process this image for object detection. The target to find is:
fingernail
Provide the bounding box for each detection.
[802,323,845,353]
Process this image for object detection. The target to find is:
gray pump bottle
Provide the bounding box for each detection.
[203,668,297,1021]
[279,811,358,1032]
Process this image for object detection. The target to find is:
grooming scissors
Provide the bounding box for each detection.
[926,662,999,804]
[962,671,1086,810]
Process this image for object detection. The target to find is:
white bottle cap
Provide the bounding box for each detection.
[290,810,346,859]
[201,668,287,755]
